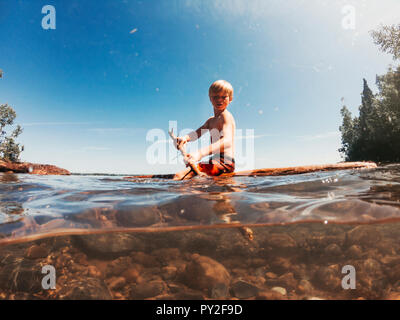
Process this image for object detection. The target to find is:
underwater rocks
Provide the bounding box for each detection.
[130,280,167,299]
[58,278,112,299]
[2,222,400,300]
[115,206,162,228]
[72,233,145,258]
[312,265,342,291]
[266,233,297,247]
[182,254,231,294]
[230,280,261,299]
[345,225,383,248]
[0,257,43,293]
[25,244,49,260]
[266,272,298,292]
[0,160,70,175]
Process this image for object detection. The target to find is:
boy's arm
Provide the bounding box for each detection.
[180,118,210,143]
[175,119,210,150]
[197,122,233,158]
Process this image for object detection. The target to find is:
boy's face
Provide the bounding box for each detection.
[209,90,232,112]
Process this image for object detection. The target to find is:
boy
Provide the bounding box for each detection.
[173,80,236,180]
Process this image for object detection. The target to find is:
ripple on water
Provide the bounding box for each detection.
[0,165,399,242]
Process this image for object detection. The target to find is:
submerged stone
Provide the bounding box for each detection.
[116,206,162,228]
[129,279,167,299]
[210,282,230,299]
[271,286,287,296]
[363,258,383,277]
[230,280,260,299]
[324,243,342,256]
[106,256,132,277]
[346,245,363,259]
[58,277,112,299]
[106,276,126,291]
[0,258,43,293]
[256,290,286,300]
[266,272,298,291]
[297,279,314,294]
[312,265,341,291]
[182,254,231,294]
[25,244,49,259]
[72,232,145,258]
[263,233,297,250]
[269,257,292,275]
[346,225,382,247]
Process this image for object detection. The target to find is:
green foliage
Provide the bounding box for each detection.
[339,72,400,162]
[0,104,24,162]
[370,24,400,60]
[339,24,400,163]
[338,105,357,159]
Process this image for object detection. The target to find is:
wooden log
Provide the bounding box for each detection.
[124,161,377,180]
[221,161,377,177]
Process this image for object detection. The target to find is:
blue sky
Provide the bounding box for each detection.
[0,0,398,174]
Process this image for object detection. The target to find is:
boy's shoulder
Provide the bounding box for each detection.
[210,110,234,120]
[207,110,235,128]
[221,110,235,123]
[225,110,234,118]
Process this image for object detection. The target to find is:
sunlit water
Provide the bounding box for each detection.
[0,164,400,299]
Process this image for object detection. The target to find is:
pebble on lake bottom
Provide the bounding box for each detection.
[1,222,400,300]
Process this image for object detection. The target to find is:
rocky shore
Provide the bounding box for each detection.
[0,160,70,175]
[1,222,400,300]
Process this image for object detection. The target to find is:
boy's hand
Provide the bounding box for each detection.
[174,135,189,150]
[184,150,202,164]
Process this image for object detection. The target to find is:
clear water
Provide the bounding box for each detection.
[0,164,400,299]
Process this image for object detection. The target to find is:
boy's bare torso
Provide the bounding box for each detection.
[206,109,236,160]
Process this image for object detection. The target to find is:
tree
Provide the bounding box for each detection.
[0,104,24,162]
[357,79,375,157]
[339,105,357,160]
[375,66,400,160]
[339,24,400,163]
[370,24,400,60]
[338,73,400,162]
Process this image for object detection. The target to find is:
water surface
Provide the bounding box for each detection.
[0,164,399,299]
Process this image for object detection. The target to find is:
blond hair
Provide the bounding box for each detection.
[209,80,234,100]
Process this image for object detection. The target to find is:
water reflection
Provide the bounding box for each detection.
[0,165,399,242]
[0,173,20,183]
[1,166,400,299]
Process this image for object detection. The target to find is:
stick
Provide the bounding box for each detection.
[168,129,203,176]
